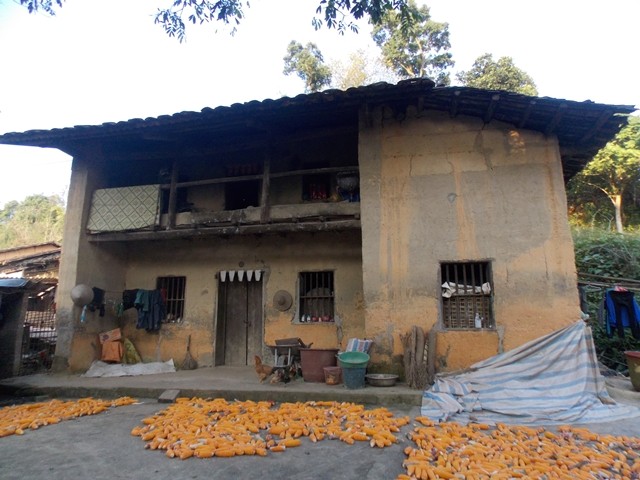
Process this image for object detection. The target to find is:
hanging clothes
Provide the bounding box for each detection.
[134,289,166,332]
[604,289,640,340]
[90,287,106,317]
[122,289,139,311]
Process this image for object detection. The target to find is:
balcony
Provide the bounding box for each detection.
[86,165,361,242]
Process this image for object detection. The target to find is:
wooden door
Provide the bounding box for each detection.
[215,275,263,366]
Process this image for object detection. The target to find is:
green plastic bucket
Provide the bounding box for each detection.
[337,351,370,368]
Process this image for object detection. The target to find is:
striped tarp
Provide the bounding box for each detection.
[421,321,640,425]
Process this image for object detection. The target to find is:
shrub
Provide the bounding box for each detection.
[573,228,640,373]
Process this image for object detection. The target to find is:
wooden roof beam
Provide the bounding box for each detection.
[545,103,568,136]
[518,100,536,129]
[483,94,500,123]
[416,95,425,116]
[579,109,613,143]
[449,90,461,117]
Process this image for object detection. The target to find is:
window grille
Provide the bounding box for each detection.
[156,276,186,322]
[299,271,334,322]
[441,262,493,329]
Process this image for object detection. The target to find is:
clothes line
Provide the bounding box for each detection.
[578,280,640,292]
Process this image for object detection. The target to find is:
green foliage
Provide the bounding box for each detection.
[573,228,640,372]
[589,320,640,374]
[283,41,332,93]
[371,0,454,84]
[18,0,62,15]
[330,49,397,89]
[456,53,537,95]
[0,195,65,249]
[573,229,640,278]
[153,0,247,41]
[20,0,412,42]
[567,117,640,232]
[331,50,370,90]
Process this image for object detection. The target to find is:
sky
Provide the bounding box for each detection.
[0,0,638,208]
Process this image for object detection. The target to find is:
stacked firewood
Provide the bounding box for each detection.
[401,326,429,389]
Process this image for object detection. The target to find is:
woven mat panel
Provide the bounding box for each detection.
[87,185,160,232]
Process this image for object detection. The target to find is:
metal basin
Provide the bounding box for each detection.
[365,373,398,387]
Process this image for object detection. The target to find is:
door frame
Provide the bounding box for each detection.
[214,271,264,366]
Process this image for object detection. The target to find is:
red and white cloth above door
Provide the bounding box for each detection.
[219,270,263,282]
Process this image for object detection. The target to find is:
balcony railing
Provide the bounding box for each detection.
[86,165,360,241]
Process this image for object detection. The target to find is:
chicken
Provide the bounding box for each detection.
[269,368,291,384]
[254,355,275,383]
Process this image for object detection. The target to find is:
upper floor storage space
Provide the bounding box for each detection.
[85,127,361,240]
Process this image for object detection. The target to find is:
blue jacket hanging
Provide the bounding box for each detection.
[604,289,640,340]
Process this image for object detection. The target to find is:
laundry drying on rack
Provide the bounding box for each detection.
[603,288,640,340]
[134,289,167,332]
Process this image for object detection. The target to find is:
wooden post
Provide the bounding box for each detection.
[260,147,271,224]
[167,161,178,230]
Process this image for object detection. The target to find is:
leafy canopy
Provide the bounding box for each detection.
[330,49,395,89]
[371,0,453,85]
[19,0,412,42]
[567,117,640,233]
[283,41,333,93]
[572,228,640,373]
[0,195,65,249]
[18,0,62,15]
[456,53,538,96]
[332,50,370,90]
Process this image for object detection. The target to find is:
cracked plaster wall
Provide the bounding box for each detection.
[359,108,579,372]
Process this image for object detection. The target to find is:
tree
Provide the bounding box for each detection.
[572,229,640,373]
[456,53,538,96]
[371,0,454,85]
[330,49,396,90]
[0,195,65,249]
[567,117,640,233]
[283,41,332,93]
[331,50,370,90]
[19,0,413,42]
[18,0,61,15]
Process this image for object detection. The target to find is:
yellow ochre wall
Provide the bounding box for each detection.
[55,149,129,372]
[55,107,579,376]
[358,109,580,372]
[61,231,363,371]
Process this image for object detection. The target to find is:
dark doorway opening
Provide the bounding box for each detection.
[225,180,260,210]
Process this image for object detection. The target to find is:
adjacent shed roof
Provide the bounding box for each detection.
[0,277,34,294]
[0,79,634,179]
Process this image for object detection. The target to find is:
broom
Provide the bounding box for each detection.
[181,335,197,370]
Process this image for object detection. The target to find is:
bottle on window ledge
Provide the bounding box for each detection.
[474,313,482,329]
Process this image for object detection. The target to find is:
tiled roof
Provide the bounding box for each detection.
[0,79,634,178]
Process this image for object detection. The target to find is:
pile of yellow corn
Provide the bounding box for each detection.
[130,397,410,459]
[0,396,137,438]
[398,416,640,479]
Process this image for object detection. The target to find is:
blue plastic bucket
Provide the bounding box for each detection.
[342,367,366,389]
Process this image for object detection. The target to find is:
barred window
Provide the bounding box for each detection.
[156,276,186,322]
[441,262,493,329]
[299,271,334,322]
